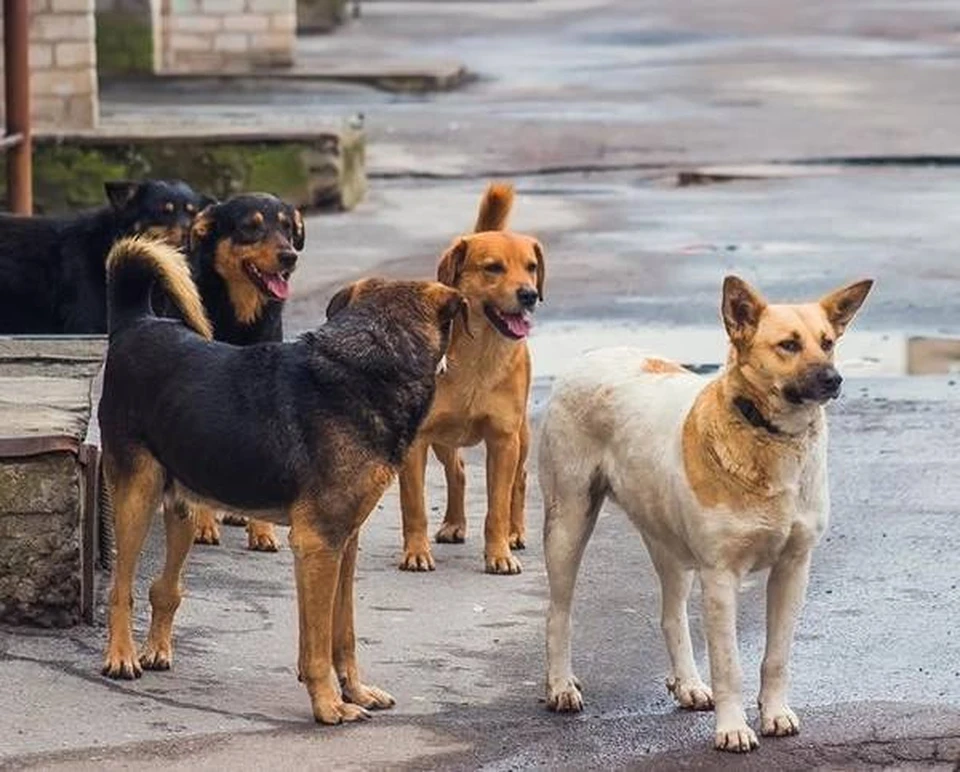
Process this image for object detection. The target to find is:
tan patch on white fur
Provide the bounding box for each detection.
[641,357,688,375]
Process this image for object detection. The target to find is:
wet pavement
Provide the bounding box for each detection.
[4,0,960,769]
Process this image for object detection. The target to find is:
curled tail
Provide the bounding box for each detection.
[106,236,212,340]
[473,181,514,232]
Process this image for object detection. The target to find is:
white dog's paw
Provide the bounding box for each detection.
[546,676,583,713]
[666,676,714,711]
[714,721,759,753]
[760,703,800,737]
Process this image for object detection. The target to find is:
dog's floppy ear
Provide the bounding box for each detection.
[533,240,546,301]
[436,286,471,337]
[437,238,469,287]
[188,204,216,253]
[722,275,766,347]
[291,207,306,250]
[326,282,357,319]
[104,180,141,211]
[819,279,873,336]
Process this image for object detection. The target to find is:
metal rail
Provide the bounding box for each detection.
[4,0,30,214]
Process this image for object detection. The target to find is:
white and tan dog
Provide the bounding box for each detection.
[539,275,873,753]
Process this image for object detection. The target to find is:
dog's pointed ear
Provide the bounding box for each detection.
[104,181,141,211]
[291,208,305,251]
[326,282,357,319]
[187,204,216,253]
[820,279,873,336]
[437,238,469,287]
[722,275,766,347]
[533,239,545,301]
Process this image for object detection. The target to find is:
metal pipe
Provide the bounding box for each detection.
[4,0,31,215]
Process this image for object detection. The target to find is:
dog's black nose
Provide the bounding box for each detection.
[517,286,538,309]
[817,366,842,394]
[278,251,298,270]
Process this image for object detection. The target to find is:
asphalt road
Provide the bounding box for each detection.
[3,0,960,769]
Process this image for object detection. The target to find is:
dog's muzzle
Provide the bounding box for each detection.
[784,365,843,404]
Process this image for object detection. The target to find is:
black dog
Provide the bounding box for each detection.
[0,179,212,335]
[99,237,463,725]
[184,193,305,345]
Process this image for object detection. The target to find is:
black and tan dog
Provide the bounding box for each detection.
[0,179,211,334]
[99,237,464,724]
[174,193,305,551]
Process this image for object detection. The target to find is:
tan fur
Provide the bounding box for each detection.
[641,357,688,374]
[398,182,544,574]
[107,237,212,340]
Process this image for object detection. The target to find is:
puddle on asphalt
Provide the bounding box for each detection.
[529,323,960,379]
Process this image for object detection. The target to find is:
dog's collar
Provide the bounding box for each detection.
[733,396,781,436]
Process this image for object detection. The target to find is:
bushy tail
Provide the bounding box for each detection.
[106,236,212,340]
[473,181,514,232]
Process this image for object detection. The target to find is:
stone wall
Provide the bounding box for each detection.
[0,0,99,130]
[160,0,296,73]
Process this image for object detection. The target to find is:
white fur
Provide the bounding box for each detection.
[540,347,829,752]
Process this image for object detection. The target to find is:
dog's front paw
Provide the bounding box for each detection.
[221,513,248,527]
[312,698,371,725]
[666,676,714,711]
[140,639,173,671]
[485,551,522,575]
[102,639,143,680]
[509,530,526,550]
[760,703,800,737]
[193,519,220,546]
[714,721,759,753]
[399,541,435,571]
[435,522,466,544]
[547,676,583,712]
[341,681,396,710]
[247,521,280,552]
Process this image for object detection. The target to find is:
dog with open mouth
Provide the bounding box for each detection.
[538,275,873,753]
[397,181,545,574]
[173,193,305,551]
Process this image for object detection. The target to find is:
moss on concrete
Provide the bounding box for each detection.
[96,12,154,75]
[1,131,366,214]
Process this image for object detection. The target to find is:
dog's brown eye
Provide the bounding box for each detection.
[484,263,506,274]
[778,338,801,354]
[821,337,834,352]
[526,263,537,273]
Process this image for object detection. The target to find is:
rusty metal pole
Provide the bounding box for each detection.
[4,0,31,214]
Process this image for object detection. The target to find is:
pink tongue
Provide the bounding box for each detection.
[504,312,531,338]
[264,274,290,300]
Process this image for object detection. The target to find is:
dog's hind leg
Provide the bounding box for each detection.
[758,549,811,738]
[433,444,467,544]
[140,496,195,671]
[102,450,164,680]
[508,418,530,550]
[334,532,395,711]
[542,459,603,711]
[398,438,435,571]
[647,541,713,711]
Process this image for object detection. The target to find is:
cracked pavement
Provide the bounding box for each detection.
[3,1,960,769]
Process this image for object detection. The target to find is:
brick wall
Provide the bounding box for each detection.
[160,0,296,73]
[0,0,99,130]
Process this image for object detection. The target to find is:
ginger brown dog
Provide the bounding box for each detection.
[99,238,463,724]
[397,182,544,574]
[539,276,873,752]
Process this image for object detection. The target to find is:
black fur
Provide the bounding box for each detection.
[0,180,213,335]
[186,193,304,345]
[100,268,458,517]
